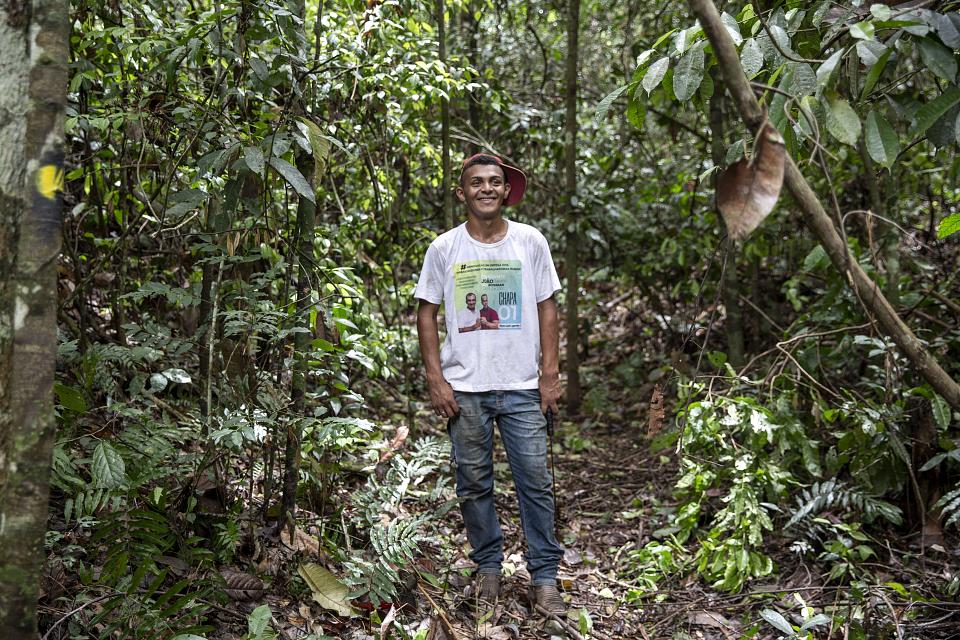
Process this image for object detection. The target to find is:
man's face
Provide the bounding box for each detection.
[480,295,489,308]
[466,294,476,310]
[456,164,511,220]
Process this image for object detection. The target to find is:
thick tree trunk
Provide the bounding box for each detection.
[689,0,960,409]
[563,0,581,414]
[0,0,68,634]
[708,70,745,367]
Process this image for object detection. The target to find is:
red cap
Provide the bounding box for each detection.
[460,153,526,206]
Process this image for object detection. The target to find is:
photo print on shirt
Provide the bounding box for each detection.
[453,260,522,332]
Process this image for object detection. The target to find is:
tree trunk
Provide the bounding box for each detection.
[563,0,581,414]
[280,0,318,532]
[708,70,745,367]
[437,0,454,229]
[689,0,960,410]
[0,0,68,633]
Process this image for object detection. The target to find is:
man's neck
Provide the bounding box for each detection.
[465,215,508,244]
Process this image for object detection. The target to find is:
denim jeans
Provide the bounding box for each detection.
[448,389,563,586]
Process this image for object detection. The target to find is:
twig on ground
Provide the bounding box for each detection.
[417,582,460,640]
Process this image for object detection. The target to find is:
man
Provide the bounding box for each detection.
[479,294,500,330]
[457,292,481,333]
[415,153,565,620]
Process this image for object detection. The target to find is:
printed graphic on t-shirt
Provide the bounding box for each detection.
[453,260,522,332]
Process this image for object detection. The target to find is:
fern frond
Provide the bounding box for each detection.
[785,478,902,533]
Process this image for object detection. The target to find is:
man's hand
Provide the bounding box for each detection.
[428,377,460,419]
[539,371,561,415]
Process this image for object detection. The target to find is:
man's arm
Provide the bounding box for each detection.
[537,296,561,414]
[417,300,460,417]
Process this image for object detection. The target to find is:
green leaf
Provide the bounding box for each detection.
[642,57,669,95]
[247,604,276,640]
[92,442,126,489]
[910,87,960,138]
[268,157,316,203]
[741,38,764,79]
[928,103,960,147]
[801,614,833,630]
[720,11,743,46]
[760,609,795,635]
[932,394,951,429]
[626,97,646,129]
[673,43,705,102]
[918,37,957,83]
[595,84,632,124]
[297,118,332,184]
[865,111,900,168]
[54,383,87,413]
[298,563,358,616]
[244,147,265,175]
[850,21,875,40]
[826,98,862,145]
[817,49,845,90]
[938,213,960,239]
[789,63,817,98]
[862,47,892,98]
[870,4,891,21]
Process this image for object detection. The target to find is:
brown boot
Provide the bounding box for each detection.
[472,573,500,624]
[531,584,566,617]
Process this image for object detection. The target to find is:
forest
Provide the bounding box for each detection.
[1,0,960,638]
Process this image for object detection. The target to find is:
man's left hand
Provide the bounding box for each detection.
[539,372,561,415]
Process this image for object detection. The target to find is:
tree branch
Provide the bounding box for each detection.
[688,0,960,409]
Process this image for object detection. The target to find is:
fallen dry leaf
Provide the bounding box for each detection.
[647,384,665,438]
[717,121,786,242]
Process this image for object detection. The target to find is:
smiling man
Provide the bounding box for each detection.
[414,153,565,621]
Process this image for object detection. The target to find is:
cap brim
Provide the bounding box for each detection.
[501,164,526,206]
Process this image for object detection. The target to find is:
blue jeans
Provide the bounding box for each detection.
[449,389,563,586]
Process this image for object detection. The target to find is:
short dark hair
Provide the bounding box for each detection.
[460,155,507,185]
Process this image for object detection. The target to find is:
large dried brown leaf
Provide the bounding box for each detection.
[220,568,266,601]
[717,122,786,242]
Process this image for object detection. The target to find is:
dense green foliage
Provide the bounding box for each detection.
[42,0,960,636]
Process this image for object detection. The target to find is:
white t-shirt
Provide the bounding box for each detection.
[414,220,562,392]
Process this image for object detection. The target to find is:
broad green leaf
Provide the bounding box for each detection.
[298,563,358,616]
[928,103,960,147]
[803,245,828,271]
[92,442,126,489]
[817,49,845,90]
[856,40,887,67]
[760,609,795,635]
[54,383,87,413]
[789,63,817,98]
[910,87,960,138]
[826,98,862,145]
[932,394,951,428]
[268,157,316,203]
[862,47,892,98]
[642,57,669,95]
[626,97,646,129]
[850,21,875,40]
[865,111,899,168]
[937,12,960,48]
[721,11,743,46]
[870,4,891,20]
[595,84,632,124]
[298,118,332,184]
[741,38,763,79]
[673,43,705,102]
[797,95,820,138]
[244,147,265,175]
[939,213,960,238]
[247,604,276,640]
[635,48,655,67]
[919,37,957,83]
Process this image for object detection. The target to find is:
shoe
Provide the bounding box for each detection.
[472,573,500,625]
[531,584,566,617]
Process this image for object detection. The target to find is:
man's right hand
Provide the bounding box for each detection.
[428,378,460,419]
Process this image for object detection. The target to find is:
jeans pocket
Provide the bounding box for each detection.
[454,391,483,417]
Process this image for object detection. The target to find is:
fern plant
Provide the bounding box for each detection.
[935,483,960,530]
[785,477,902,546]
[340,436,454,605]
